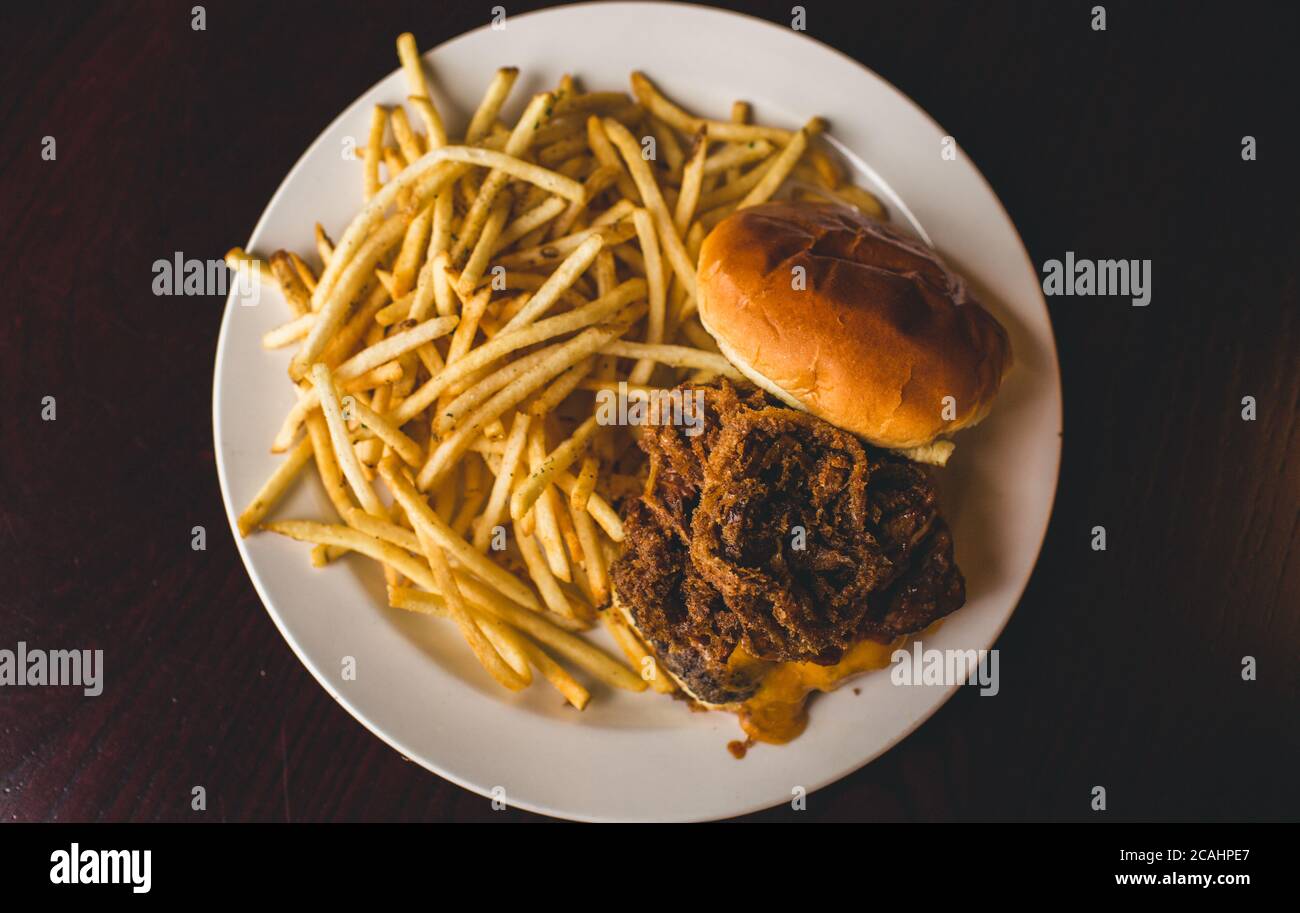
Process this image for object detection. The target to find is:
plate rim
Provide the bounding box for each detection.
[212,0,1062,822]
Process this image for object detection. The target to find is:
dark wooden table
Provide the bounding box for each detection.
[2,0,1296,822]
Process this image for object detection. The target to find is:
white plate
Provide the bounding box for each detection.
[214,1,1061,822]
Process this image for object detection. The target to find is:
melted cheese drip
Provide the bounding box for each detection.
[735,621,944,744]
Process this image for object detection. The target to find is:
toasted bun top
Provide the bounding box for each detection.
[696,201,1012,450]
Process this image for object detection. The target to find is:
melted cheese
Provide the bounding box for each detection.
[736,620,944,744]
[735,638,901,743]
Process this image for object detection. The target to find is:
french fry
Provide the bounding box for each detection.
[527,357,594,417]
[408,95,448,149]
[304,410,354,519]
[262,312,315,349]
[807,144,842,189]
[590,197,636,228]
[601,118,696,300]
[627,208,666,385]
[292,213,409,377]
[496,196,568,252]
[418,320,636,488]
[335,314,458,380]
[309,543,340,567]
[453,93,555,261]
[517,638,590,709]
[379,459,542,612]
[537,134,590,168]
[524,421,570,582]
[389,104,425,166]
[703,138,774,175]
[674,130,708,234]
[679,316,721,352]
[676,221,706,324]
[316,279,393,367]
[272,357,405,454]
[498,234,606,333]
[551,165,620,240]
[415,280,643,426]
[553,470,623,542]
[374,292,417,327]
[516,526,573,618]
[391,204,433,297]
[363,105,387,201]
[593,249,617,299]
[269,251,313,316]
[237,435,313,536]
[603,340,744,377]
[348,362,404,389]
[340,394,422,467]
[289,252,318,292]
[224,247,278,294]
[313,225,334,268]
[473,611,535,683]
[551,490,585,564]
[344,506,585,630]
[444,286,492,366]
[417,518,530,691]
[727,100,752,186]
[268,517,525,689]
[374,268,397,297]
[738,121,818,209]
[384,148,409,210]
[465,67,519,144]
[345,507,420,553]
[474,412,531,552]
[494,222,633,272]
[395,33,447,146]
[450,461,489,537]
[510,416,598,524]
[555,90,630,118]
[834,183,887,220]
[312,363,385,517]
[276,314,458,450]
[456,192,511,296]
[311,145,581,331]
[698,156,774,211]
[647,113,685,180]
[585,114,640,202]
[422,341,556,434]
[265,520,436,587]
[569,499,609,605]
[630,71,808,143]
[602,600,676,693]
[569,455,599,512]
[577,379,661,398]
[389,586,644,691]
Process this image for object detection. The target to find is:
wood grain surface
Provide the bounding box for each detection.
[0,0,1295,822]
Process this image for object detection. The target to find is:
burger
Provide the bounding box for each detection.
[608,201,1012,744]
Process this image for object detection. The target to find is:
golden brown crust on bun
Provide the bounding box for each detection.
[696,201,1012,450]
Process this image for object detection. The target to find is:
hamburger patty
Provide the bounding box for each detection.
[609,381,966,704]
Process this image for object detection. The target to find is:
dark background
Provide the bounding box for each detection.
[1,0,1296,823]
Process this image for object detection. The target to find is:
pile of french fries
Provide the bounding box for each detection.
[229,32,885,711]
